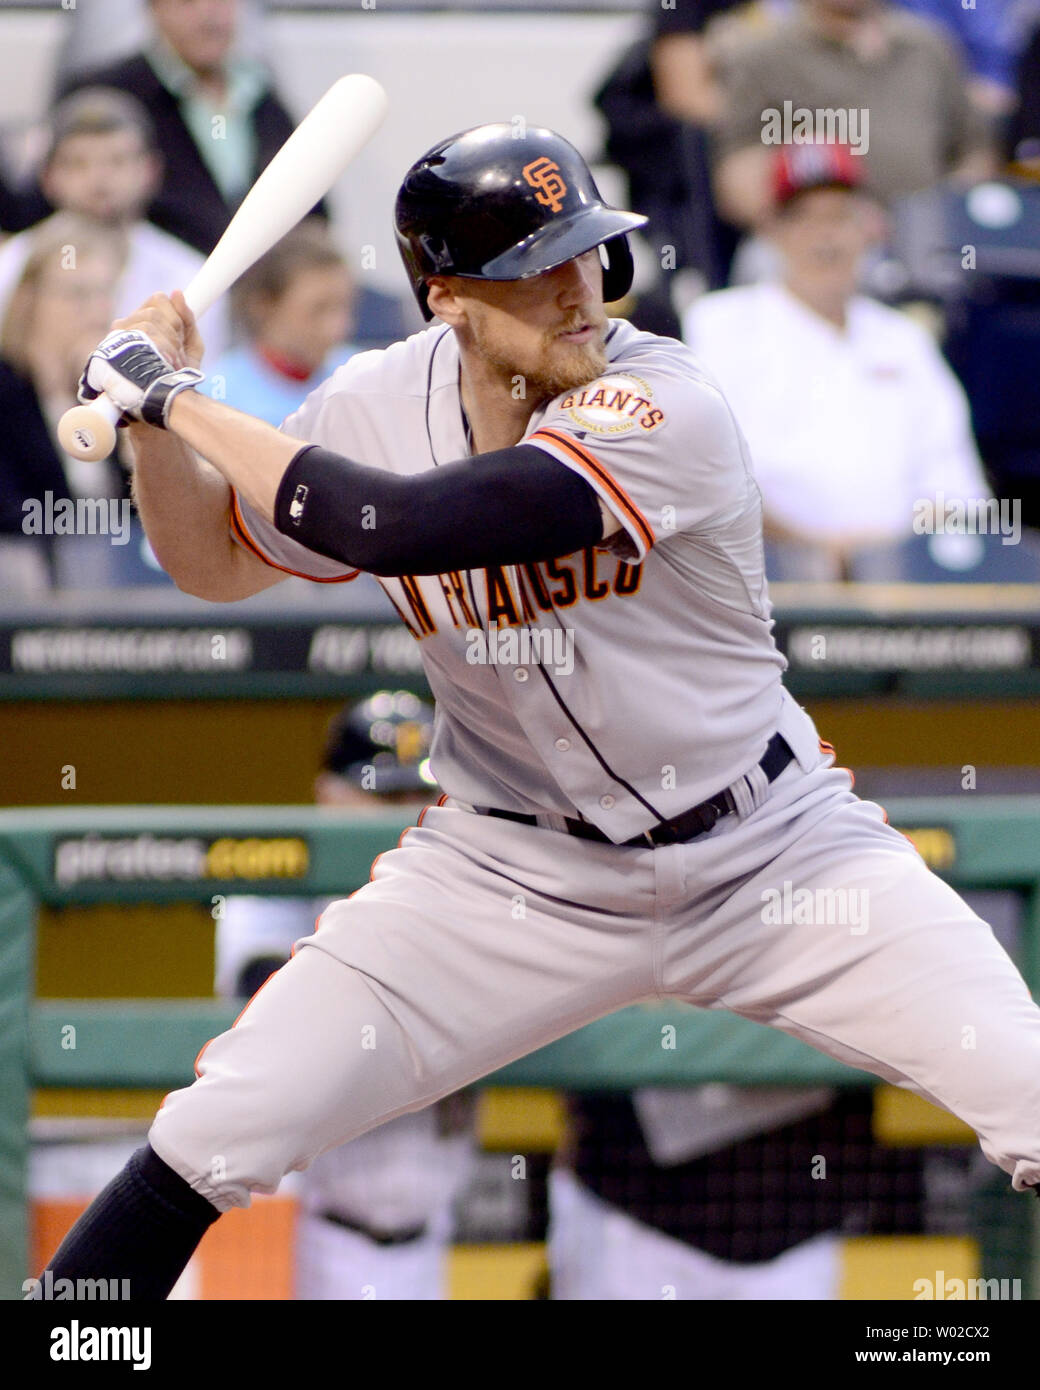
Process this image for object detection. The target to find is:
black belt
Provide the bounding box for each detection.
[484,732,795,848]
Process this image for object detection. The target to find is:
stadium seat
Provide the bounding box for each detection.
[894,180,1040,529]
[850,531,1040,583]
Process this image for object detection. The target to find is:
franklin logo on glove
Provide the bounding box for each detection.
[78,329,204,430]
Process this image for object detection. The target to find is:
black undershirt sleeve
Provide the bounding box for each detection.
[272,442,606,576]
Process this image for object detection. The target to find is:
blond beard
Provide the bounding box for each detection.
[472,318,609,403]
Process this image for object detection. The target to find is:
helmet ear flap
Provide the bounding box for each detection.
[601,234,635,305]
[395,229,437,321]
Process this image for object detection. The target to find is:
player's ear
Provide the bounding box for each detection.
[425,276,466,326]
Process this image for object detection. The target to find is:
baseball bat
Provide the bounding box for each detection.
[57,72,389,462]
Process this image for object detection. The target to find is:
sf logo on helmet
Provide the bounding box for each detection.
[523,157,568,214]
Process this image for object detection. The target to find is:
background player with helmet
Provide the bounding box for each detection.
[216,692,474,1301]
[34,121,1040,1306]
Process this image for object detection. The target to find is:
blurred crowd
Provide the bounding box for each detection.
[3,0,1040,590]
[0,0,405,592]
[601,0,1040,581]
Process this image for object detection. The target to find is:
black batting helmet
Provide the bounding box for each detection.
[394,123,648,321]
[322,691,436,795]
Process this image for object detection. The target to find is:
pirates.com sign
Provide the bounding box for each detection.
[54,833,309,886]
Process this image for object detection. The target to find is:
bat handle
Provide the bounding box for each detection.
[57,396,123,463]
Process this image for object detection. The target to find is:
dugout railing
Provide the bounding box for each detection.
[3,799,1040,1299]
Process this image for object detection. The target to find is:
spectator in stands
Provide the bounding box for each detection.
[651,0,757,130]
[898,0,1039,120]
[49,0,270,93]
[203,219,356,425]
[591,0,749,301]
[55,0,305,257]
[0,215,125,594]
[0,89,227,361]
[1006,18,1040,168]
[683,143,990,580]
[711,0,994,229]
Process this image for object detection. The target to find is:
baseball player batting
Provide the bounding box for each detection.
[33,124,1040,1300]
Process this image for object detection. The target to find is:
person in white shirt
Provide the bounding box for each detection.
[0,88,228,361]
[683,142,990,580]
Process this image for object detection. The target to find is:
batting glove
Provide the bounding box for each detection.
[77,329,204,429]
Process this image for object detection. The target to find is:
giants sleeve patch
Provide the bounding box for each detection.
[558,374,666,436]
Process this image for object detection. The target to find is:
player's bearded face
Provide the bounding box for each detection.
[452,252,610,399]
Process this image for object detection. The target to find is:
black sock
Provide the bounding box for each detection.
[30,1144,221,1301]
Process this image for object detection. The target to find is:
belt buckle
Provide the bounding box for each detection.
[648,821,682,847]
[641,798,725,849]
[675,802,720,844]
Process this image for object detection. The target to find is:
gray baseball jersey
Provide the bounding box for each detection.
[231,320,790,839]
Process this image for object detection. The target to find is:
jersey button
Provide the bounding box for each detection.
[599,794,616,810]
[513,668,529,682]
[554,738,570,752]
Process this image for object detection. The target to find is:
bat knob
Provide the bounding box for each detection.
[57,404,118,461]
